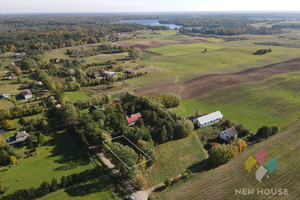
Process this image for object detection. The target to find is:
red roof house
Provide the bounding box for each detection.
[21,89,32,99]
[126,112,142,125]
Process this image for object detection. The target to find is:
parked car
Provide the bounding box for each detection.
[125,196,135,200]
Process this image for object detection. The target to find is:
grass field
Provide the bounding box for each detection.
[142,134,206,188]
[146,42,224,56]
[149,119,300,200]
[40,187,115,200]
[170,71,300,132]
[138,41,300,84]
[0,132,95,196]
[65,91,90,103]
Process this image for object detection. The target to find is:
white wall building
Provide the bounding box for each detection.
[220,127,238,142]
[193,111,223,128]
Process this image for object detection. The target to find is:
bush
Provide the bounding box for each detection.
[134,174,146,189]
[208,144,238,168]
[164,178,172,187]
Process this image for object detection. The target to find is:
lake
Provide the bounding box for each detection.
[119,19,182,30]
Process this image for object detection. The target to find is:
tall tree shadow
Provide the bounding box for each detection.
[65,182,108,197]
[43,131,90,171]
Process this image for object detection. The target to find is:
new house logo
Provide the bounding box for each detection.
[245,148,280,182]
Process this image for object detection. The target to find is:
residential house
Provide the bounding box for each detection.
[193,111,223,128]
[5,73,16,80]
[126,112,142,126]
[101,71,117,78]
[220,127,238,142]
[20,89,33,99]
[89,105,100,113]
[2,93,10,98]
[6,131,30,145]
[9,62,15,68]
[13,53,26,59]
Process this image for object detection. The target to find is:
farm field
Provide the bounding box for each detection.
[142,133,206,188]
[0,132,94,195]
[136,40,300,84]
[149,119,300,200]
[170,70,300,131]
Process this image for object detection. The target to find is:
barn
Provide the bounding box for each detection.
[193,111,223,128]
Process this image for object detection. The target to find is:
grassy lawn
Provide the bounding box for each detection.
[0,131,94,196]
[150,119,300,200]
[65,91,90,103]
[170,71,300,132]
[40,186,115,200]
[142,134,206,188]
[82,52,128,64]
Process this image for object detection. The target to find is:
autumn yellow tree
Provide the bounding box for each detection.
[138,154,147,171]
[237,139,247,152]
[14,66,22,76]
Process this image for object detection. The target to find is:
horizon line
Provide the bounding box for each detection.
[1,10,300,15]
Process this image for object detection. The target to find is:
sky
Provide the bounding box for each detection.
[0,0,300,13]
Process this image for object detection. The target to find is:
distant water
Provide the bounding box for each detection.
[119,19,182,30]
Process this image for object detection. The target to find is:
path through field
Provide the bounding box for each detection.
[135,58,300,99]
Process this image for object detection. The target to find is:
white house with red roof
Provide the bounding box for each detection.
[126,112,142,126]
[21,89,32,99]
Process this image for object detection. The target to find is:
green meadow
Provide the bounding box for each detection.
[0,132,94,195]
[142,133,206,188]
[65,91,90,103]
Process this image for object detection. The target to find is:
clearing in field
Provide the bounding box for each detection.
[65,91,90,103]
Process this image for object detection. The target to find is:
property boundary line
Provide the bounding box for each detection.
[102,135,152,169]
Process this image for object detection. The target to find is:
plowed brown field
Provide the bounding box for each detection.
[135,58,300,99]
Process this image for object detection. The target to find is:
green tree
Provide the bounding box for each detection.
[129,48,142,59]
[106,142,138,177]
[208,144,238,168]
[58,104,80,127]
[50,178,58,192]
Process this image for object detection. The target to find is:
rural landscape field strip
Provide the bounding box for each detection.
[113,38,211,50]
[151,120,300,200]
[135,57,300,99]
